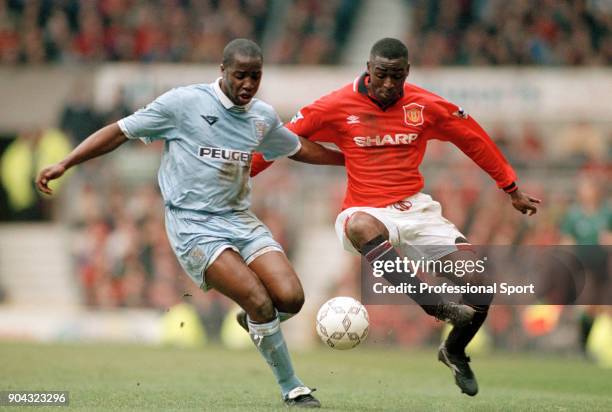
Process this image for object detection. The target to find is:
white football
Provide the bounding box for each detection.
[316,296,369,350]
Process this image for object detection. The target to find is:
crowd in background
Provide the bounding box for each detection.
[0,0,358,65]
[407,0,612,66]
[267,0,359,64]
[0,0,272,64]
[2,0,611,66]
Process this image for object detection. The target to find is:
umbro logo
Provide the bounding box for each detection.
[201,115,218,125]
[346,115,360,124]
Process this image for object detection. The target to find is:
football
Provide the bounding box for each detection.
[316,296,369,350]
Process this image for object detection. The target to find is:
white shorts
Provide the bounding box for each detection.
[334,193,469,261]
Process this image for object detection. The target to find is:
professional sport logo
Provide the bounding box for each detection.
[403,103,425,127]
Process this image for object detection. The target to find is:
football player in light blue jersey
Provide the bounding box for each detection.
[36,39,344,408]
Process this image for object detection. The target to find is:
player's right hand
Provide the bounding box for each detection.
[36,163,67,195]
[509,189,541,216]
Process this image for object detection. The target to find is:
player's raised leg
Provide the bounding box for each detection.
[436,249,493,396]
[345,211,475,326]
[206,249,319,408]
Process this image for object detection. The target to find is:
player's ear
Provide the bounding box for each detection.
[366,60,371,75]
[220,63,225,74]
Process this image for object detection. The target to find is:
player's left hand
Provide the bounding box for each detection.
[509,189,540,216]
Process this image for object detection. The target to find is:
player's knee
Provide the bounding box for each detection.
[345,212,388,249]
[275,287,305,315]
[244,290,276,322]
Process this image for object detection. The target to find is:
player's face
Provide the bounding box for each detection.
[220,54,263,106]
[367,56,409,106]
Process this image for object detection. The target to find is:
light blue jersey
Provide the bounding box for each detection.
[117,79,301,288]
[118,78,301,215]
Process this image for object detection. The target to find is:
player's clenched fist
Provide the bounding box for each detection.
[36,163,66,195]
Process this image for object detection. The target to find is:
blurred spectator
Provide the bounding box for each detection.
[0,128,71,220]
[559,174,611,353]
[59,81,103,145]
[407,0,612,66]
[103,86,131,124]
[560,175,611,247]
[556,121,607,166]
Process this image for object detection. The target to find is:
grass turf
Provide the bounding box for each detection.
[0,341,611,411]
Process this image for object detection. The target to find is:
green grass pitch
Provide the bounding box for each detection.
[1,341,611,411]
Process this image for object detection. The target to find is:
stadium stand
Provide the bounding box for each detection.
[406,0,612,66]
[0,0,359,64]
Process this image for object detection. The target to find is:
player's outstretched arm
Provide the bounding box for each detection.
[289,137,344,166]
[36,123,128,194]
[509,189,541,216]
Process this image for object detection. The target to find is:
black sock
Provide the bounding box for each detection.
[445,304,489,355]
[361,235,443,315]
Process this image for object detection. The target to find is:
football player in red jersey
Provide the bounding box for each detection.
[250,38,540,396]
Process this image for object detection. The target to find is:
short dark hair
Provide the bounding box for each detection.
[222,38,263,66]
[370,38,409,61]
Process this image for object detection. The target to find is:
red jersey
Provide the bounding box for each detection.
[252,73,517,210]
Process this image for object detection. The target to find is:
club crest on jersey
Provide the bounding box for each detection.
[253,119,267,139]
[403,103,425,127]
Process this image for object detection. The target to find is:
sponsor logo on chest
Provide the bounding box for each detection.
[198,146,252,163]
[353,133,419,147]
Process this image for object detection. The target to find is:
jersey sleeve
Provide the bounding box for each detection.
[425,99,517,192]
[250,152,271,176]
[256,114,302,161]
[286,95,338,143]
[118,88,180,144]
[251,93,338,177]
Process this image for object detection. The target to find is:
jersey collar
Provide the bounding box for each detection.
[212,77,252,112]
[353,72,404,111]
